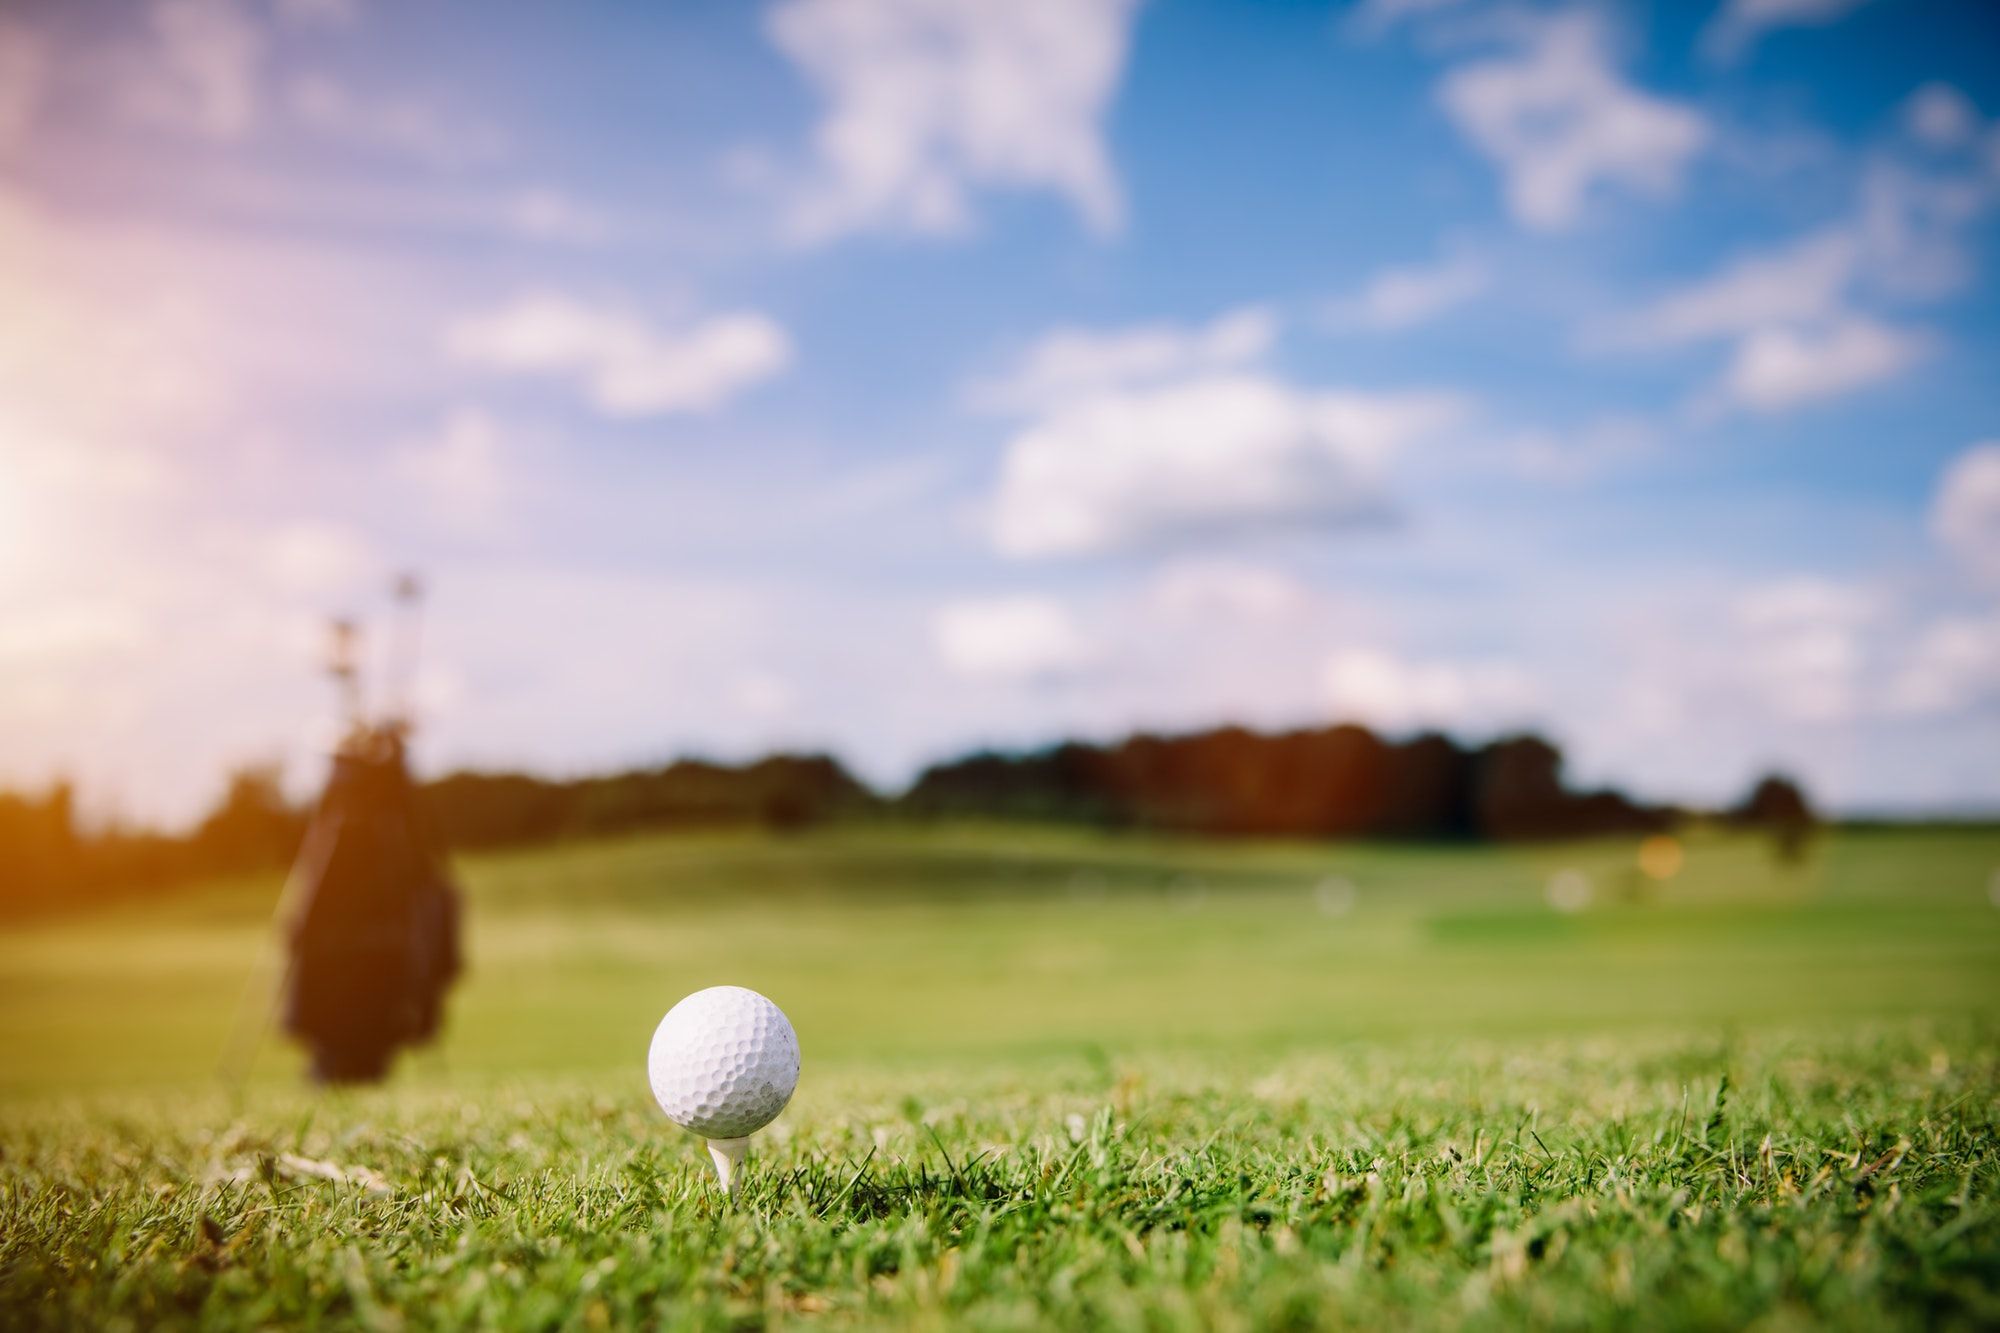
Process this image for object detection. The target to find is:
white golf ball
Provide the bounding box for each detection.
[647,986,800,1139]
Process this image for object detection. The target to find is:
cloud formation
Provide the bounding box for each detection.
[1437,12,1707,231]
[1321,646,1538,732]
[1700,0,1874,68]
[1730,577,1880,723]
[934,595,1093,682]
[1933,441,2000,584]
[1322,250,1488,331]
[978,308,1458,558]
[118,0,507,169]
[1717,315,1925,413]
[1887,615,2000,716]
[1622,229,1859,344]
[447,294,791,417]
[2,0,1996,820]
[1615,114,2000,414]
[990,373,1457,558]
[1904,82,1981,150]
[1612,562,1994,753]
[766,0,1143,241]
[970,306,1274,412]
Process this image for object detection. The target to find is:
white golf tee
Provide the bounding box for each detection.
[706,1136,751,1196]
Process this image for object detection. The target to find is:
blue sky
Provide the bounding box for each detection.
[1,0,1997,824]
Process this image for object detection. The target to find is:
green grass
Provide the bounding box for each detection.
[3,824,1999,1327]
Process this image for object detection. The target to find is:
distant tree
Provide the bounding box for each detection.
[3,716,1702,920]
[1308,725,1394,836]
[1376,733,1477,839]
[425,752,875,848]
[0,784,80,913]
[190,764,306,874]
[746,754,878,831]
[425,772,573,848]
[903,744,1114,825]
[903,724,1669,843]
[1472,735,1569,840]
[1471,736,1669,842]
[1732,773,1817,863]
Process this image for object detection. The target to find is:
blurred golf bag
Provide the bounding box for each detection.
[283,723,462,1083]
[264,579,461,1085]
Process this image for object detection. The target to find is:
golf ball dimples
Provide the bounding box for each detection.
[648,986,800,1139]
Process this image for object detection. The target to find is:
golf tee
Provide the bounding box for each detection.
[706,1136,751,1196]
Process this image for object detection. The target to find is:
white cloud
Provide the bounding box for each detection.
[1717,315,1927,413]
[934,595,1093,682]
[0,21,46,155]
[1730,577,1881,723]
[1610,574,1995,760]
[1933,441,2000,584]
[1855,160,1995,303]
[1904,83,1981,150]
[1700,0,1873,67]
[1321,647,1538,732]
[133,0,263,139]
[970,306,1275,412]
[976,307,1460,558]
[120,5,502,163]
[1323,251,1488,331]
[733,671,800,718]
[990,374,1458,558]
[1887,615,2000,715]
[765,0,1143,242]
[1614,128,2000,415]
[1621,229,1858,345]
[1437,12,1706,231]
[1732,578,1880,633]
[447,293,792,418]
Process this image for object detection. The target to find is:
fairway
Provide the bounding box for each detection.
[4,824,1999,1327]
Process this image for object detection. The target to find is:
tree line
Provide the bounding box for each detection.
[902,726,1689,840]
[0,724,1812,916]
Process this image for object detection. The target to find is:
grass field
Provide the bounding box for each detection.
[4,823,1999,1328]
